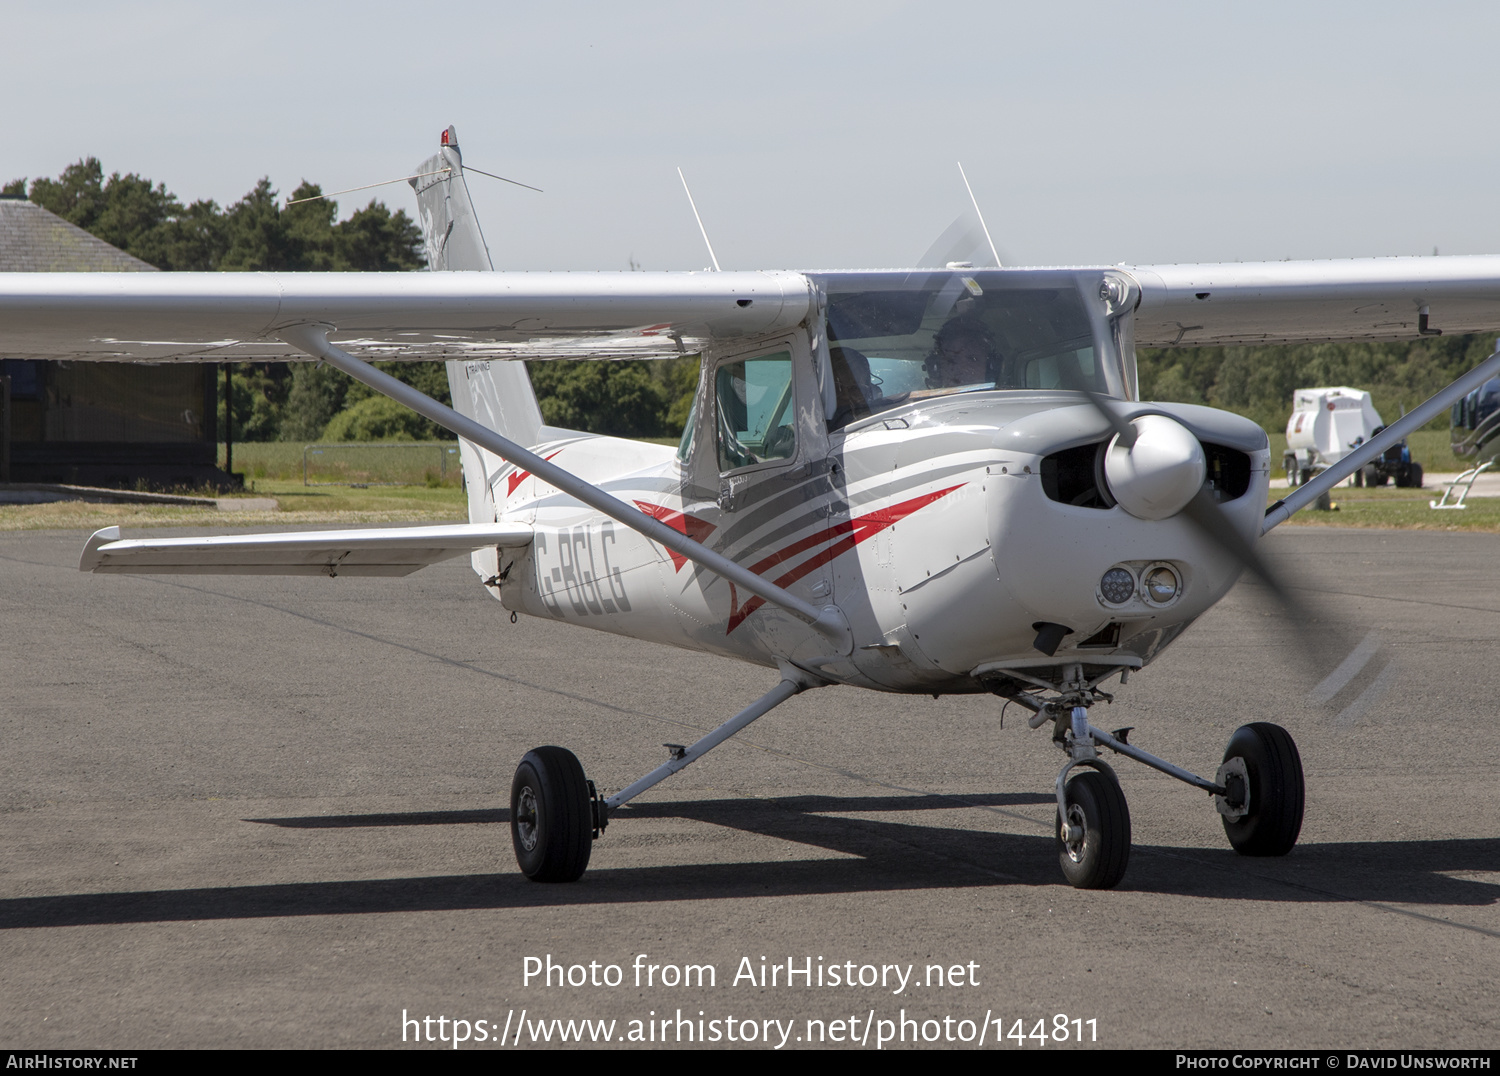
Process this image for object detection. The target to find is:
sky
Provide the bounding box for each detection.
[4,1,1499,272]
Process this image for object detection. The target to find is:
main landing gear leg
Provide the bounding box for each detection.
[509,663,824,882]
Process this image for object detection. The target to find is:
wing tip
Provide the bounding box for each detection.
[79,526,121,572]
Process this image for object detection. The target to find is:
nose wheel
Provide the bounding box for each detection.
[1056,768,1131,889]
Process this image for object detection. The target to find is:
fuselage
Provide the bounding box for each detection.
[489,395,1267,695]
[449,267,1270,694]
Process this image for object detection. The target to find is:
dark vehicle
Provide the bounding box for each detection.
[1357,426,1423,488]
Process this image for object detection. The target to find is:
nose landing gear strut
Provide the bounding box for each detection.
[1010,664,1305,889]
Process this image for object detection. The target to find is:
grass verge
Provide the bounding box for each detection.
[0,480,466,532]
[1272,482,1500,531]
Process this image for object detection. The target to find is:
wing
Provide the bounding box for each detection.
[79,522,533,576]
[0,270,813,363]
[1126,256,1500,347]
[5,258,1500,363]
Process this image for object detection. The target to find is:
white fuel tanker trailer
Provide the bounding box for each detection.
[1284,387,1422,488]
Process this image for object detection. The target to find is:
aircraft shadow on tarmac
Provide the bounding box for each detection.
[2,792,1497,930]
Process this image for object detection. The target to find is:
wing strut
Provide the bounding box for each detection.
[604,663,822,812]
[1263,347,1500,532]
[278,324,853,654]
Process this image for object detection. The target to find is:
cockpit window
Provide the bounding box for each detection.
[814,269,1122,429]
[716,351,796,473]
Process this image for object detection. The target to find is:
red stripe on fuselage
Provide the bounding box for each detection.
[634,501,718,571]
[507,451,563,496]
[726,484,964,633]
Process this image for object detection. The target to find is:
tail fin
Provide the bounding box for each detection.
[409,126,543,539]
[409,125,495,273]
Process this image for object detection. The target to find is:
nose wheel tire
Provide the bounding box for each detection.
[1056,769,1131,889]
[1220,723,1304,857]
[511,746,593,882]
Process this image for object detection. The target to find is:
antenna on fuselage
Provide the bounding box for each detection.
[677,167,722,272]
[957,161,1001,268]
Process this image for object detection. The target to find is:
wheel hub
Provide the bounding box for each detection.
[1061,803,1088,862]
[515,785,539,851]
[1214,757,1250,822]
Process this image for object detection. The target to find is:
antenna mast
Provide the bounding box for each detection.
[677,167,722,272]
[957,161,1001,268]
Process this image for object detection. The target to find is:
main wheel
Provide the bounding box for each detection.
[511,746,593,882]
[1055,769,1131,889]
[1410,462,1423,489]
[1220,723,1304,856]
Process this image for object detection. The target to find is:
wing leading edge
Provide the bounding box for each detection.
[1128,256,1500,347]
[79,523,533,576]
[0,270,813,363]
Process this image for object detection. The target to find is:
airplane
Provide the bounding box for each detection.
[6,125,1500,889]
[1451,372,1500,464]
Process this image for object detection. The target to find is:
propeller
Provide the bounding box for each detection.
[916,212,997,270]
[1062,374,1391,724]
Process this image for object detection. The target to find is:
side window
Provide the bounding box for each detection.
[676,397,697,463]
[716,351,796,473]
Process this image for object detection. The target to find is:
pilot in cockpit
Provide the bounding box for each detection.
[925,319,1004,390]
[829,346,888,429]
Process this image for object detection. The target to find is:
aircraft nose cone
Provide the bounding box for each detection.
[1103,414,1207,520]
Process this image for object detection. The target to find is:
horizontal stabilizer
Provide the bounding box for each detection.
[79,522,533,576]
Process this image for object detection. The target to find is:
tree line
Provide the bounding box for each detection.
[8,159,694,442]
[11,159,1488,441]
[1136,333,1494,435]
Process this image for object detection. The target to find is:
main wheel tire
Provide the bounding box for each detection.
[1410,462,1423,489]
[1220,723,1304,857]
[1354,467,1364,488]
[511,746,593,882]
[1056,769,1131,889]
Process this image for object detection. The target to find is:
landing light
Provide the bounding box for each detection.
[1142,564,1181,605]
[1100,567,1135,605]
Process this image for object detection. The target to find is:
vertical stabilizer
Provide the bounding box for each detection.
[410,126,496,273]
[409,127,544,545]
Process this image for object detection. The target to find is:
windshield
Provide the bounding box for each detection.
[812,269,1133,429]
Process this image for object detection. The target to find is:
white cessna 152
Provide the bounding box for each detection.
[7,128,1500,889]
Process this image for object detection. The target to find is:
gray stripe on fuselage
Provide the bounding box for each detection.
[714,456,982,560]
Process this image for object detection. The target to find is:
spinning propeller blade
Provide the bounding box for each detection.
[1062,375,1390,719]
[917,212,1000,269]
